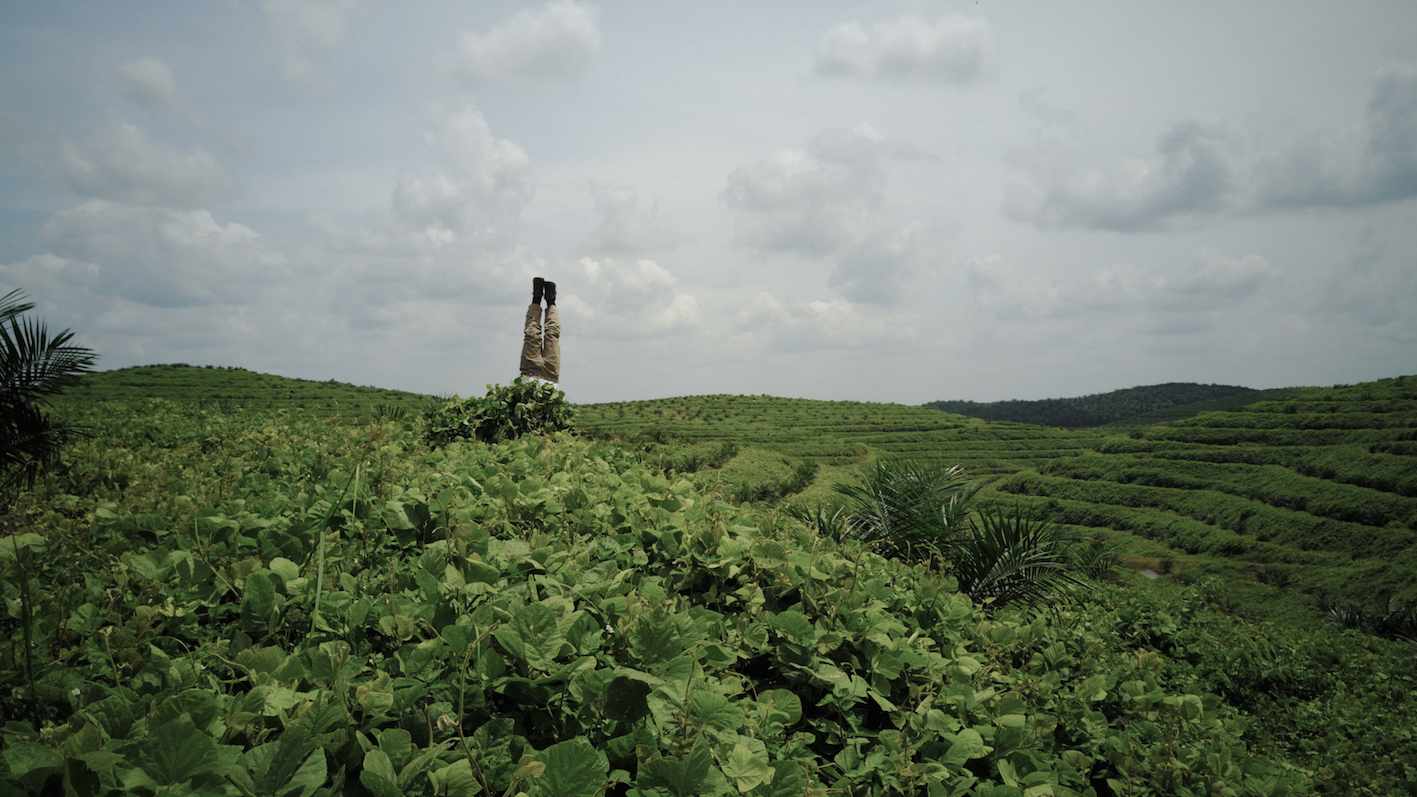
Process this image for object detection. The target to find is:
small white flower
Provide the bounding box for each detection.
[71,688,81,697]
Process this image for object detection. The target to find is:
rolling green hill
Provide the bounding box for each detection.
[991,376,1417,622]
[65,363,429,417]
[580,378,1417,628]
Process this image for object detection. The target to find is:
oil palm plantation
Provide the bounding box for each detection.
[1,290,96,495]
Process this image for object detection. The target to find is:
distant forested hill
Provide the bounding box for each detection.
[923,382,1264,428]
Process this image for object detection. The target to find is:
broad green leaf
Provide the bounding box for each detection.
[465,561,501,584]
[360,750,401,797]
[428,759,483,797]
[243,727,320,796]
[944,728,990,766]
[4,742,63,788]
[628,606,682,666]
[128,714,241,787]
[721,743,773,793]
[637,743,728,797]
[531,738,607,797]
[274,747,325,797]
[688,691,745,734]
[269,557,301,582]
[510,602,565,668]
[604,676,654,722]
[376,728,414,771]
[241,572,279,629]
[756,689,802,727]
[769,611,814,646]
[752,760,805,797]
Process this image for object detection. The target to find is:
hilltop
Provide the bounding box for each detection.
[65,363,429,416]
[922,382,1309,429]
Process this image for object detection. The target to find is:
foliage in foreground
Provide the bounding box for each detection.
[424,378,575,446]
[1,400,1413,795]
[1,290,96,495]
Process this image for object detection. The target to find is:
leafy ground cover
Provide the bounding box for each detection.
[5,395,1415,795]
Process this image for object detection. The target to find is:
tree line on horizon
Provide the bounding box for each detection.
[923,382,1259,429]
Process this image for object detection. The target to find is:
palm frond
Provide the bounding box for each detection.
[1,290,96,494]
[832,459,977,560]
[954,506,1088,610]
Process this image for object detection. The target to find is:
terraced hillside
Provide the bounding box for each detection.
[993,375,1417,618]
[66,363,428,417]
[577,394,1113,476]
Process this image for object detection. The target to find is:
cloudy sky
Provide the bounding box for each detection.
[2,1,1415,404]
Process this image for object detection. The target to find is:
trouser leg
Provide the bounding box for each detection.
[520,303,544,379]
[543,305,560,383]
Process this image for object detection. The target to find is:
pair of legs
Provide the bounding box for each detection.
[519,277,559,383]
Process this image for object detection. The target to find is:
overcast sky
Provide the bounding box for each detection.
[2,1,1415,404]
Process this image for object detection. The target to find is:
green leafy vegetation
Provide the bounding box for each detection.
[424,378,577,446]
[1,368,1414,795]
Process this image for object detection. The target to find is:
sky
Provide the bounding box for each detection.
[2,1,1415,404]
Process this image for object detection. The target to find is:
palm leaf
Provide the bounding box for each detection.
[832,459,977,560]
[954,506,1088,610]
[1,290,97,494]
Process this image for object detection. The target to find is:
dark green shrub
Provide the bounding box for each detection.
[424,377,575,445]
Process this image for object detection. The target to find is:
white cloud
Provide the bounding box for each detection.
[118,57,180,112]
[968,249,1278,324]
[814,13,992,85]
[454,0,600,87]
[262,0,360,90]
[303,104,541,324]
[722,124,934,304]
[37,200,286,308]
[1358,62,1417,203]
[561,256,700,338]
[965,255,1061,321]
[581,182,686,253]
[57,120,238,208]
[1315,224,1417,337]
[1005,118,1234,232]
[1008,63,1417,231]
[388,106,533,242]
[731,292,911,352]
[1168,249,1277,303]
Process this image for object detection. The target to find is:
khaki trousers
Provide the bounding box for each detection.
[519,303,560,382]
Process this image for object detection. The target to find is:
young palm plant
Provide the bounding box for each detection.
[1,290,96,495]
[811,458,1095,610]
[953,506,1088,610]
[829,458,979,561]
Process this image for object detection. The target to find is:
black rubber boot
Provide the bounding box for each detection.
[544,281,556,306]
[532,277,545,304]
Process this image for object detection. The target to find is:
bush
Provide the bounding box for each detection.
[424,378,575,445]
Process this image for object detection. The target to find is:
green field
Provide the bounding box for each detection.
[577,377,1417,627]
[2,365,1415,795]
[65,364,428,417]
